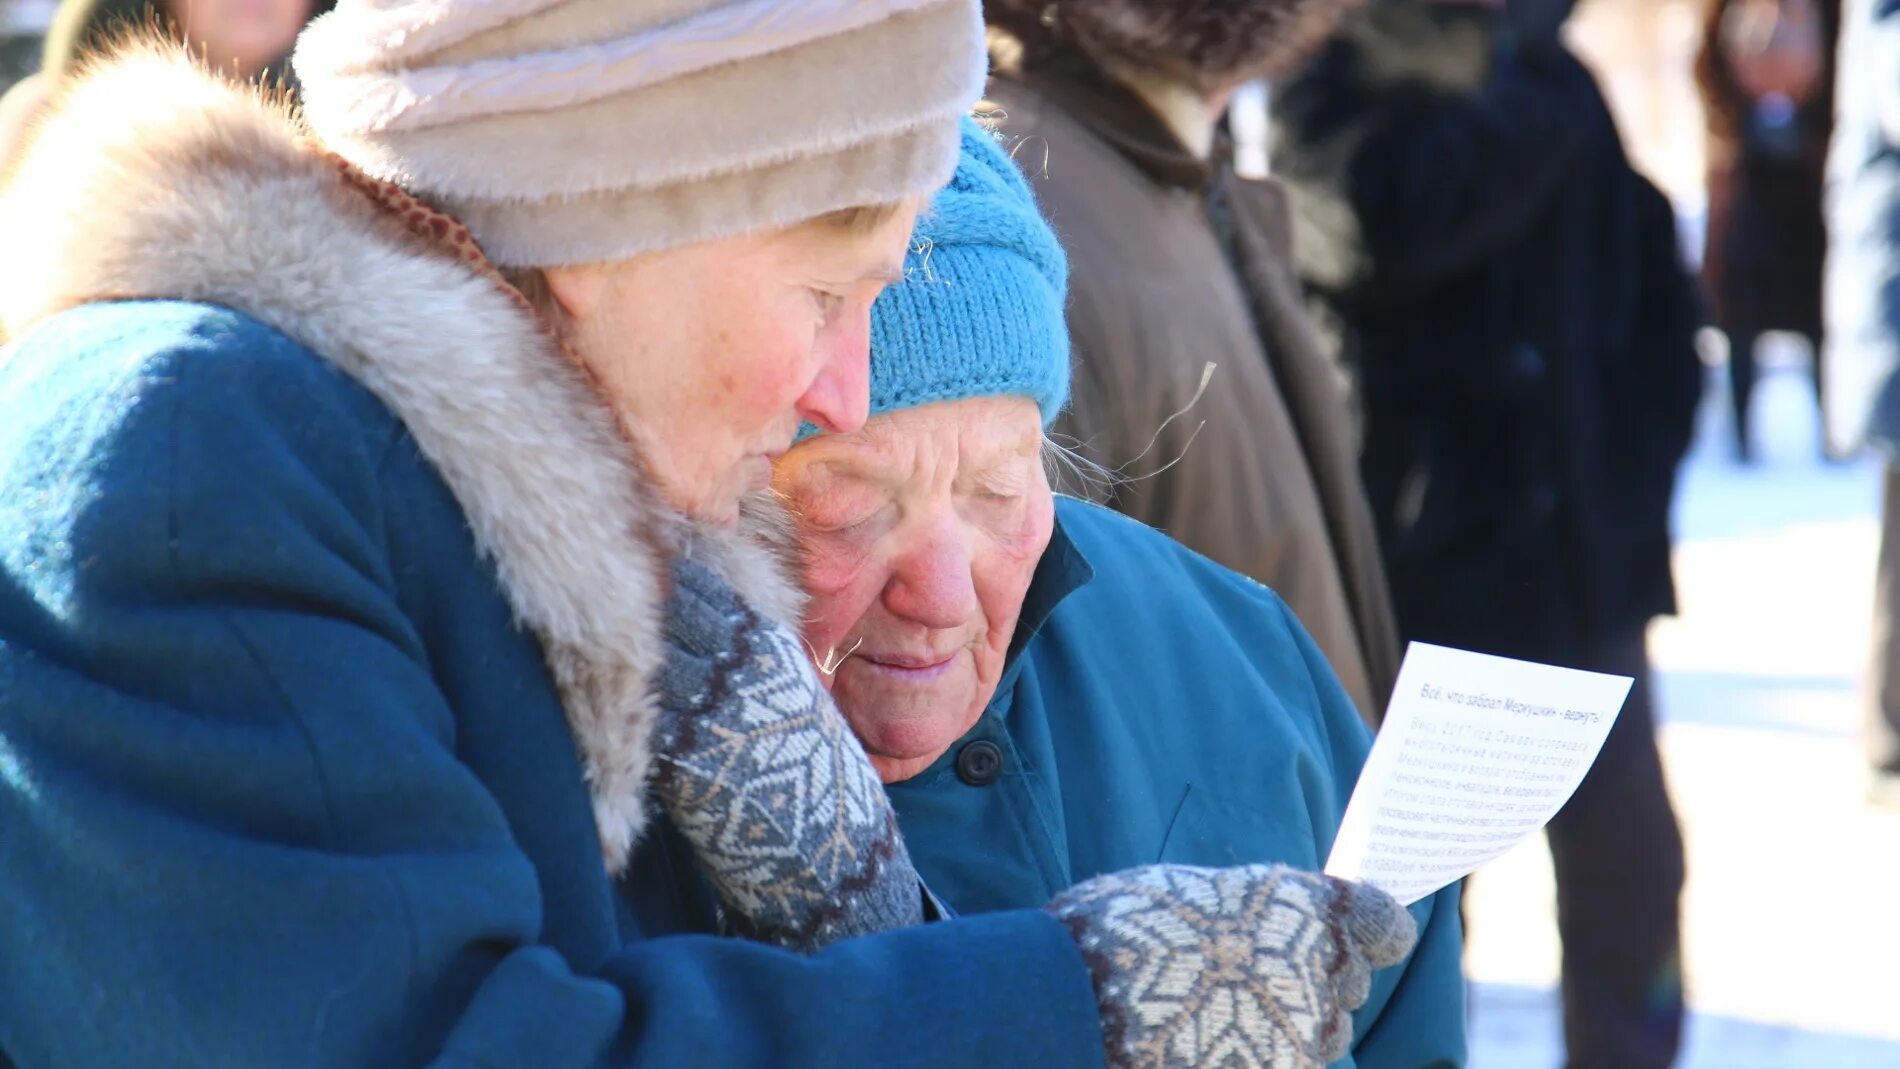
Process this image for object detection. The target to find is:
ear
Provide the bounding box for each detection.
[542,263,610,323]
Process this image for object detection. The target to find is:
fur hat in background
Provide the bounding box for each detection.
[985,0,1355,95]
[294,0,988,268]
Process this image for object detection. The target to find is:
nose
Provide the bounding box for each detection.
[883,514,979,631]
[795,311,872,436]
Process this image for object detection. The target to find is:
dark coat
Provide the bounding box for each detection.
[985,57,1403,720]
[1696,0,1841,341]
[891,497,1467,1069]
[1274,23,1705,660]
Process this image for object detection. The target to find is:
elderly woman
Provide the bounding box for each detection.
[0,4,1414,1068]
[773,123,1469,1068]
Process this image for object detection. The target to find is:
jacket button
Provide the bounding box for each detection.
[955,740,1004,787]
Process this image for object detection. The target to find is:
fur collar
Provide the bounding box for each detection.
[0,45,804,874]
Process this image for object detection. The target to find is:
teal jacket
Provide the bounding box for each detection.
[888,499,1467,1069]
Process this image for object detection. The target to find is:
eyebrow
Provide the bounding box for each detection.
[861,263,906,285]
[949,438,1045,486]
[977,428,1046,463]
[804,422,1041,477]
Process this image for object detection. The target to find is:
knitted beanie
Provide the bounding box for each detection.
[803,116,1068,438]
[292,0,987,268]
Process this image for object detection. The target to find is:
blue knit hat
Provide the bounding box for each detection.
[800,116,1070,440]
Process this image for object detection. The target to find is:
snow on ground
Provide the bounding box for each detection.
[1464,339,1900,1067]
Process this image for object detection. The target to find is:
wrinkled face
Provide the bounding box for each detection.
[773,397,1055,782]
[547,204,918,525]
[165,0,315,77]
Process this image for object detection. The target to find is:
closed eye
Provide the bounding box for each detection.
[810,288,847,324]
[799,492,887,534]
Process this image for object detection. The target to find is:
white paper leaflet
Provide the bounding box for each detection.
[1324,643,1634,906]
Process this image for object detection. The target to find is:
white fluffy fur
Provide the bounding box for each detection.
[0,46,804,874]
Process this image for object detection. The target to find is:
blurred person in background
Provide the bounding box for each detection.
[979,0,1403,724]
[1272,0,1705,1065]
[0,0,324,166]
[1697,0,1841,464]
[1824,0,1900,803]
[0,0,53,94]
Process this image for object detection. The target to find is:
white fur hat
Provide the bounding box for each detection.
[294,0,987,267]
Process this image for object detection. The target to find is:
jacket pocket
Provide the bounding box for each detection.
[1156,784,1316,869]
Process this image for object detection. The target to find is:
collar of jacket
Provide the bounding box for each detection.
[997,51,1223,192]
[994,507,1096,701]
[0,43,805,877]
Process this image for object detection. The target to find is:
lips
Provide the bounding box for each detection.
[864,651,952,669]
[858,651,957,682]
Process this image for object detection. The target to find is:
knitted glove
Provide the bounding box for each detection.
[1044,864,1417,1069]
[650,557,924,952]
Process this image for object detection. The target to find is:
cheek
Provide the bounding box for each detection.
[798,531,884,651]
[973,551,1040,656]
[972,498,1053,663]
[713,300,823,425]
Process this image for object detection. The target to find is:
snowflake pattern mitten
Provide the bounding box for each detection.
[1044,863,1418,1069]
[650,557,924,952]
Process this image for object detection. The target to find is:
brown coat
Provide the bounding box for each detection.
[986,64,1401,720]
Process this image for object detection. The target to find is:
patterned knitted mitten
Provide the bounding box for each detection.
[1044,864,1417,1069]
[650,557,924,952]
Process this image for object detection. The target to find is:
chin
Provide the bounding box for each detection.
[836,672,981,762]
[864,720,963,761]
[860,727,969,783]
[665,471,749,527]
[680,497,742,528]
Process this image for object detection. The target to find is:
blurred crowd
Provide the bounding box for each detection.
[0,0,1895,1067]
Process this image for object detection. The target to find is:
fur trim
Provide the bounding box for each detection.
[0,44,805,874]
[987,0,1351,94]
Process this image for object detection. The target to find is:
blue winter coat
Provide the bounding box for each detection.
[0,300,1113,1069]
[1825,0,1900,454]
[887,498,1467,1069]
